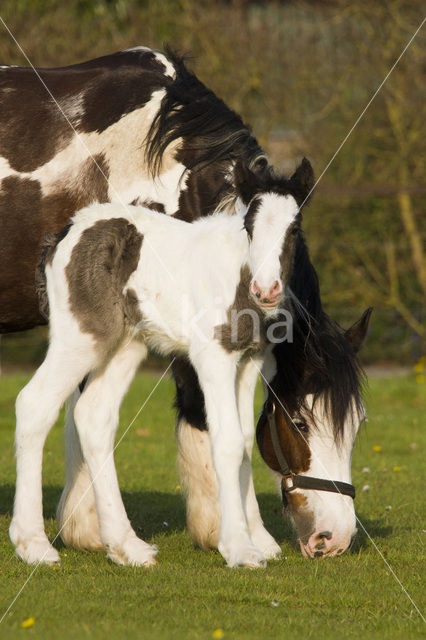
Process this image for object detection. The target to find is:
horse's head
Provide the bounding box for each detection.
[257,308,372,557]
[234,158,314,311]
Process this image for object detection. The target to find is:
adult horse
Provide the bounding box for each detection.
[174,233,372,558]
[0,46,266,333]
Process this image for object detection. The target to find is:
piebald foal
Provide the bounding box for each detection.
[10,160,314,568]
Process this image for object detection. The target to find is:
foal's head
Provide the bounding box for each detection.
[234,158,314,310]
[257,308,372,558]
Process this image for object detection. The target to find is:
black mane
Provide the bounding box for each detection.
[272,233,365,440]
[145,49,266,175]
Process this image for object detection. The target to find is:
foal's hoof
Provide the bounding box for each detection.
[14,538,60,566]
[106,536,158,567]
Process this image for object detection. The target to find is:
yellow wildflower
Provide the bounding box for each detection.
[372,445,382,452]
[212,629,224,639]
[21,618,35,629]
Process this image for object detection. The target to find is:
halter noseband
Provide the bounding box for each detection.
[267,402,356,502]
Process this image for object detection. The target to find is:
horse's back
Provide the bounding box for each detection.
[0,48,174,333]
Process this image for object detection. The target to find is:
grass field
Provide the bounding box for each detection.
[0,370,424,639]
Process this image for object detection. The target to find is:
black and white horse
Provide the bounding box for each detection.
[10,160,314,568]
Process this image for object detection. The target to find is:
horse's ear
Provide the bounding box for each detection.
[289,157,315,207]
[345,307,373,352]
[233,161,259,204]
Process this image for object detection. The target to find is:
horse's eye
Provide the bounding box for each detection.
[291,227,299,236]
[293,419,308,433]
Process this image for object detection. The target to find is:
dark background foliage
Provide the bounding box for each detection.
[0,0,424,369]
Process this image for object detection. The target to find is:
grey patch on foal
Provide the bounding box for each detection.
[215,264,265,353]
[66,218,143,352]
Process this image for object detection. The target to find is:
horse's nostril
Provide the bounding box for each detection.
[314,551,323,558]
[318,531,332,540]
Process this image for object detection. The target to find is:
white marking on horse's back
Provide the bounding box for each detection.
[1,84,183,211]
[124,46,176,79]
[124,46,152,53]
[21,89,168,203]
[153,51,176,79]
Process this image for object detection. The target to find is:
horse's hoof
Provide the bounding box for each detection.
[106,536,158,567]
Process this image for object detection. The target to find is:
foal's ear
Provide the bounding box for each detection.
[289,157,315,207]
[345,307,373,352]
[233,161,259,205]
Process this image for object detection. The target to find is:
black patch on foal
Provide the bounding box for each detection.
[242,198,261,240]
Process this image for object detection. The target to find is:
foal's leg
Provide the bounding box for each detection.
[73,339,157,566]
[191,345,265,568]
[10,343,97,564]
[236,356,282,560]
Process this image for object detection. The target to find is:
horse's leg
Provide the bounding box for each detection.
[173,358,220,550]
[73,339,157,566]
[10,342,96,564]
[236,356,282,560]
[190,345,265,568]
[176,418,220,550]
[56,385,102,551]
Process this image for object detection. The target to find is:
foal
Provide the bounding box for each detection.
[10,159,314,568]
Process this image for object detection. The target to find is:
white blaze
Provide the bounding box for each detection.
[249,193,299,292]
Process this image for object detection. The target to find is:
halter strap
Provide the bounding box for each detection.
[267,403,356,500]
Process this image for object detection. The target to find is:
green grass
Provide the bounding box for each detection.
[0,371,424,639]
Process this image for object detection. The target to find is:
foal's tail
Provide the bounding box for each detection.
[56,388,103,550]
[176,418,220,550]
[36,224,72,320]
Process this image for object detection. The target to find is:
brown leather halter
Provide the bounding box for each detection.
[266,402,356,503]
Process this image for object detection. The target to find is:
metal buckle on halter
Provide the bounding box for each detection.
[282,474,296,492]
[268,401,276,416]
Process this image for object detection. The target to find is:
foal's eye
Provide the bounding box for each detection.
[292,419,308,433]
[291,227,299,236]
